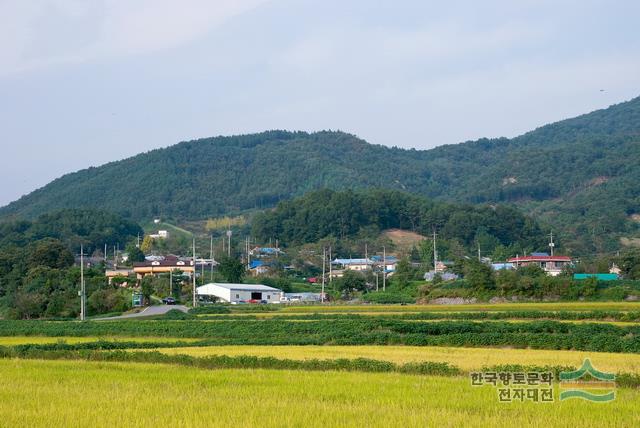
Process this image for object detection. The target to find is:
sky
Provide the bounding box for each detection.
[1,0,639,206]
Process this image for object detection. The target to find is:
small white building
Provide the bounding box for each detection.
[196,283,282,303]
[149,230,169,239]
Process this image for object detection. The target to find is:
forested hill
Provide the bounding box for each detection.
[2,96,640,254]
[252,189,546,258]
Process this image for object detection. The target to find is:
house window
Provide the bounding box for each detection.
[236,294,239,299]
[267,295,271,300]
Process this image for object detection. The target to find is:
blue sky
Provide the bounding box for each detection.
[1,0,639,206]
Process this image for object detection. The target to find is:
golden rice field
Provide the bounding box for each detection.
[0,359,638,428]
[279,302,640,313]
[151,345,640,374]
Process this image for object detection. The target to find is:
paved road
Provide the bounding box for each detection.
[95,304,189,320]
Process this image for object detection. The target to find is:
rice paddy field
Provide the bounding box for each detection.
[1,302,639,427]
[0,359,638,428]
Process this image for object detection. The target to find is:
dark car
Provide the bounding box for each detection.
[162,297,176,305]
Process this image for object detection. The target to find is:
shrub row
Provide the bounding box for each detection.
[0,347,459,376]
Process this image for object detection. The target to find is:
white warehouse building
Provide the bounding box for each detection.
[196,283,282,304]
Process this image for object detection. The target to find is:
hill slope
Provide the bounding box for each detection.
[2,97,640,254]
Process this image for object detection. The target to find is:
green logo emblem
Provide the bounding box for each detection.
[559,359,616,402]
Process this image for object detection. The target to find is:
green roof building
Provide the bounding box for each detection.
[573,273,619,281]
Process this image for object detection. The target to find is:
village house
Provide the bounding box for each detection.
[248,259,270,276]
[132,255,195,279]
[331,258,374,272]
[371,255,398,273]
[507,253,572,276]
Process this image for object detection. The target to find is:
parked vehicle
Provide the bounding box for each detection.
[162,297,176,305]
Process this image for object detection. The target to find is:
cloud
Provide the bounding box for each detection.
[0,0,268,76]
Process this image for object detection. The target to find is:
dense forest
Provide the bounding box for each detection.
[252,189,546,258]
[0,209,142,255]
[0,209,142,319]
[1,97,640,255]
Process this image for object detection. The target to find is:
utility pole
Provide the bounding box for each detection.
[246,236,251,270]
[477,241,481,261]
[382,246,386,292]
[328,246,332,283]
[321,247,326,303]
[104,243,107,264]
[226,230,232,257]
[137,233,141,248]
[80,244,85,321]
[549,232,555,257]
[210,235,214,281]
[192,238,197,308]
[432,229,438,271]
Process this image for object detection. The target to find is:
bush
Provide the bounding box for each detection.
[87,288,131,316]
[363,292,414,304]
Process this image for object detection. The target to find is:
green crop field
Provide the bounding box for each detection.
[0,336,200,346]
[0,359,638,428]
[279,302,640,313]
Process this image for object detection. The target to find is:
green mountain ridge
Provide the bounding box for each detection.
[2,97,640,254]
